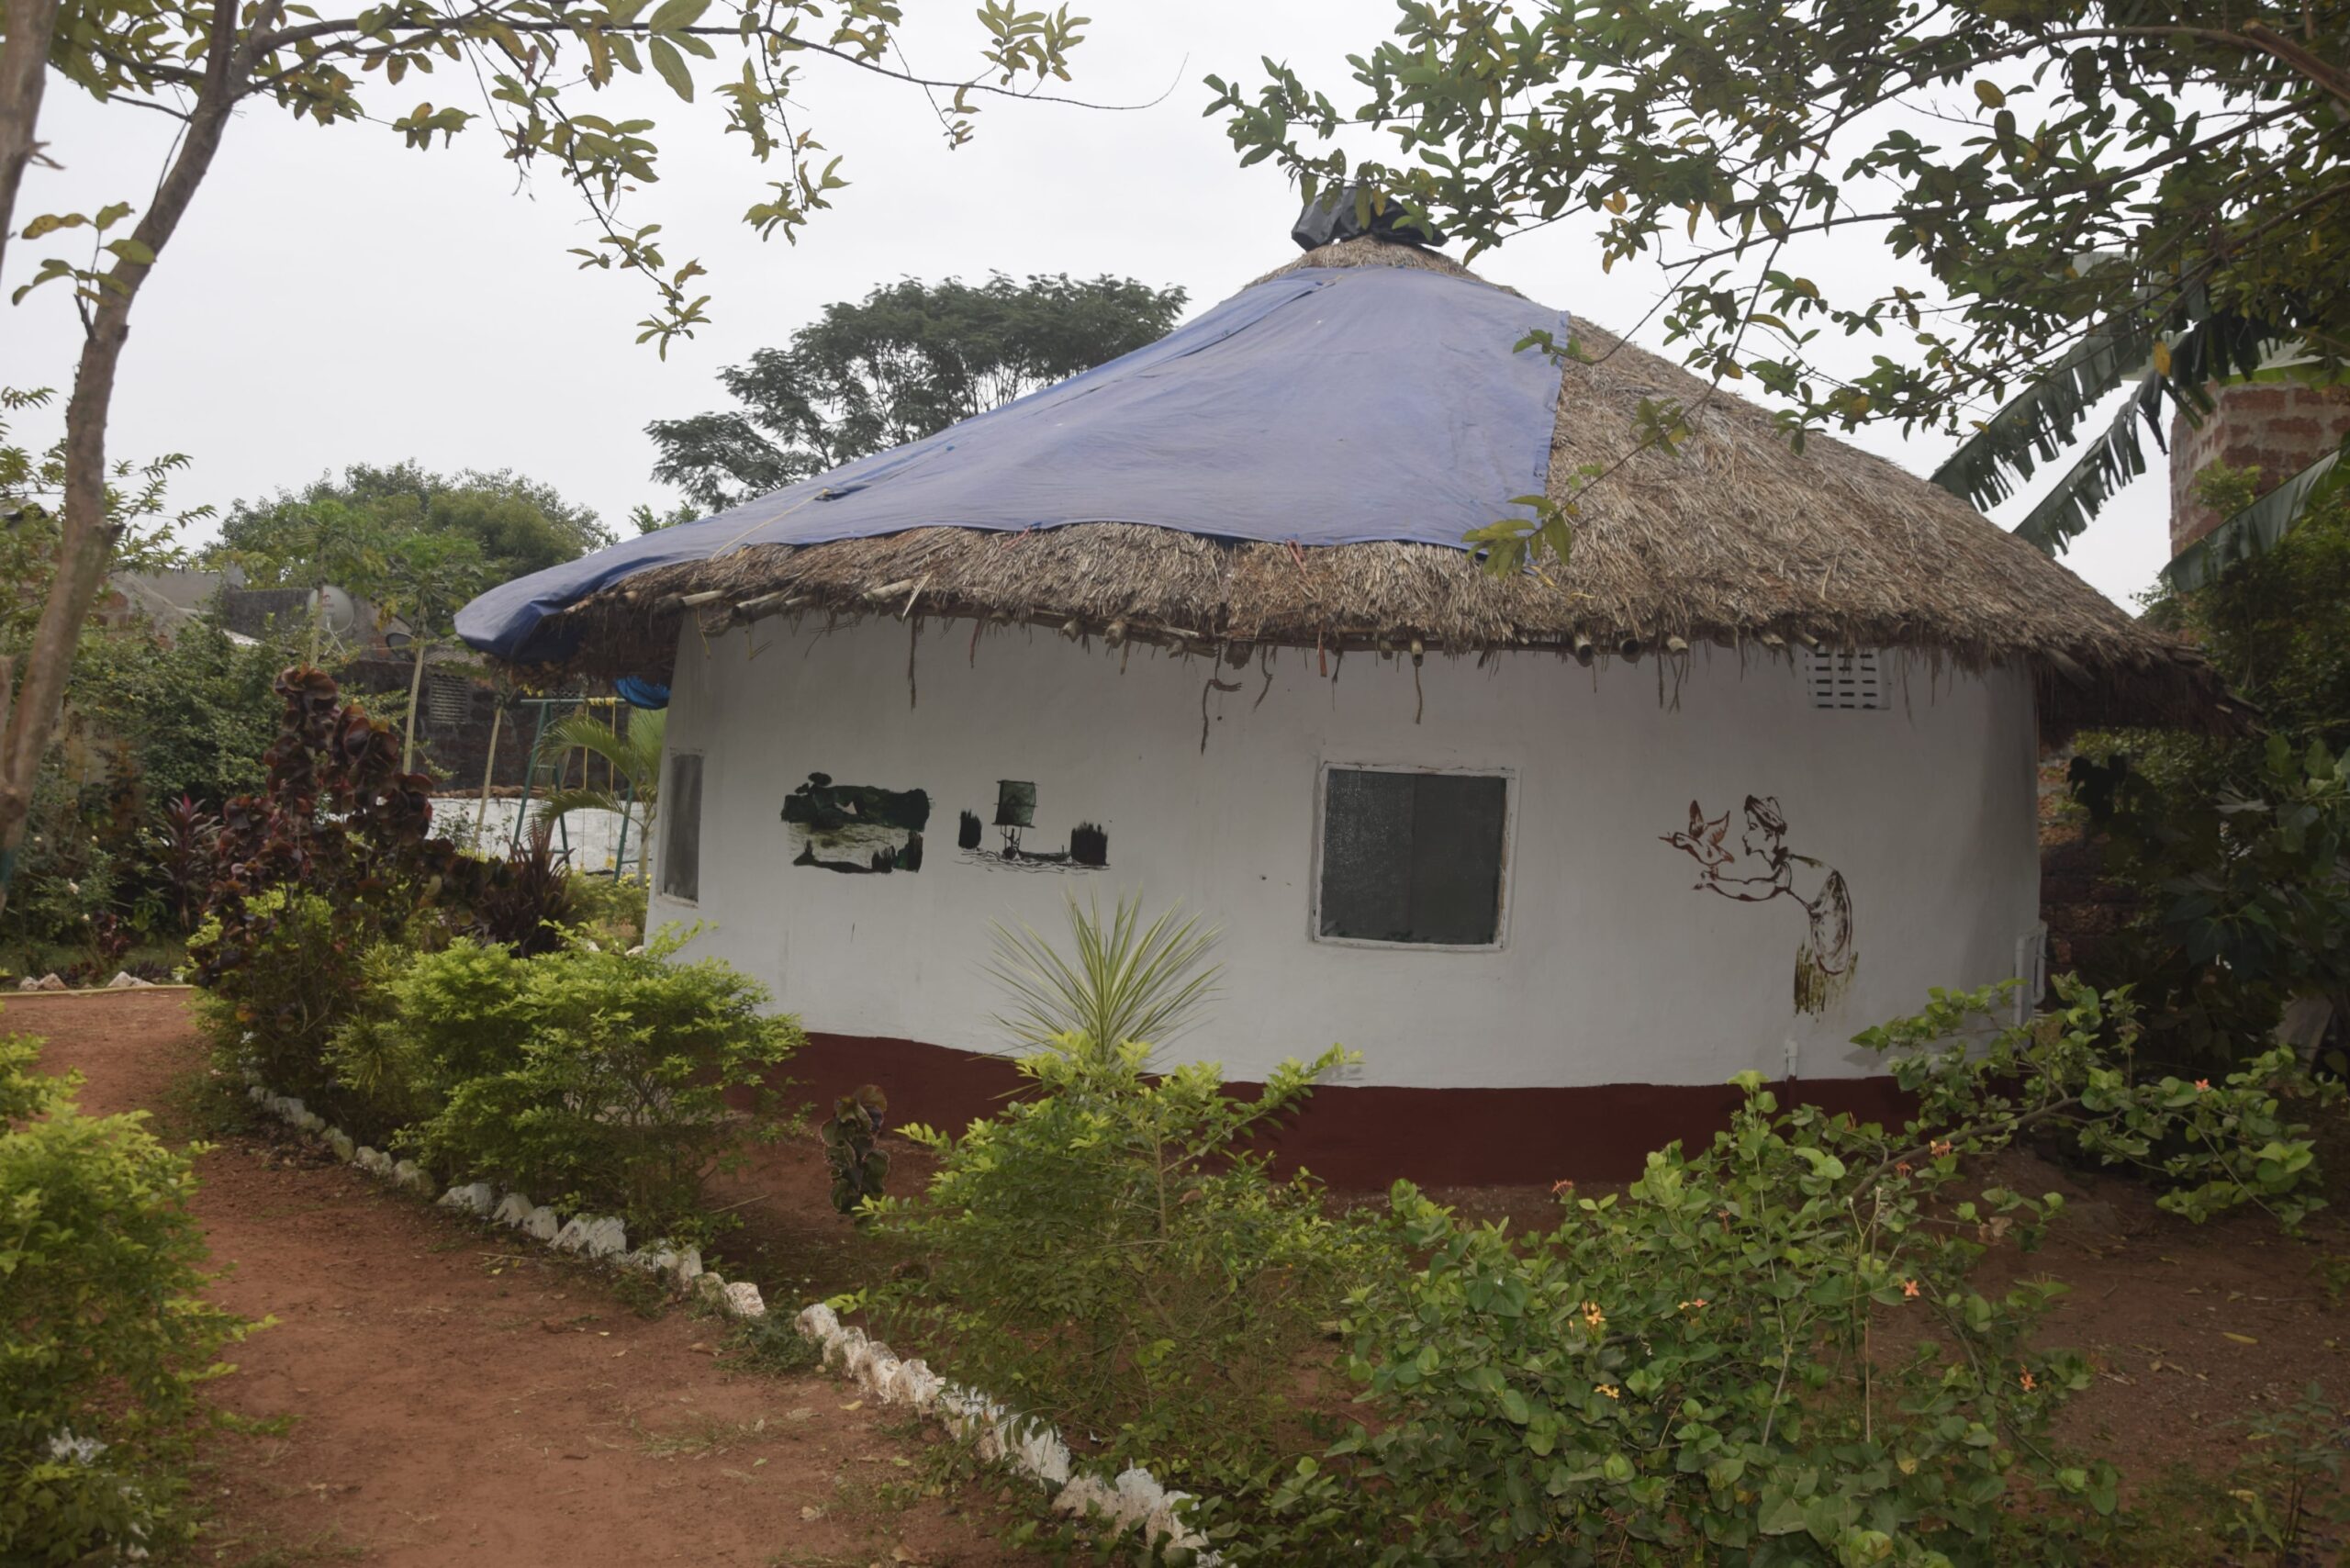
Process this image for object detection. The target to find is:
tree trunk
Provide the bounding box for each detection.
[474,697,505,842]
[0,0,244,923]
[400,635,428,774]
[0,0,63,276]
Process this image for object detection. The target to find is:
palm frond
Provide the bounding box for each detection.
[1938,302,2276,554]
[2165,434,2349,592]
[543,709,665,803]
[534,785,632,823]
[1932,313,2158,513]
[986,892,1221,1060]
[2008,375,2163,554]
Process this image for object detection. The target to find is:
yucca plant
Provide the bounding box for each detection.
[533,708,663,878]
[985,891,1220,1062]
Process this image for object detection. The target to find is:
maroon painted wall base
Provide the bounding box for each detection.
[793,1030,1912,1190]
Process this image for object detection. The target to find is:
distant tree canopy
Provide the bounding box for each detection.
[1211,2,2350,570]
[0,0,1092,924]
[215,462,610,581]
[647,273,1191,513]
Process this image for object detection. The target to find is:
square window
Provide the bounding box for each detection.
[661,753,703,902]
[1316,767,1510,946]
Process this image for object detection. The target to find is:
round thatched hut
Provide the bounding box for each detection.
[458,237,2233,1183]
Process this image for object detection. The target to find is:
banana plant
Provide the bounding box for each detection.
[1929,280,2275,557]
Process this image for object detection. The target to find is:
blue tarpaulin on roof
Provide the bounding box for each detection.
[456,263,1570,664]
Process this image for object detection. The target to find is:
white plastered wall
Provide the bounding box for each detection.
[648,617,2041,1090]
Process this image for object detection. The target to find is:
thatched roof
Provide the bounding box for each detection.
[532,238,2235,734]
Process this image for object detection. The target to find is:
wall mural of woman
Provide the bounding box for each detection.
[1662,796,1857,1014]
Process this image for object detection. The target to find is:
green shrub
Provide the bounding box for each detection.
[70,615,293,815]
[0,1035,248,1564]
[865,895,1358,1485]
[364,927,801,1237]
[2070,734,2350,1067]
[566,870,648,949]
[2223,1383,2350,1565]
[1224,979,2335,1565]
[188,667,581,1129]
[0,766,124,965]
[868,1036,1361,1484]
[2068,474,2350,1067]
[190,889,387,1129]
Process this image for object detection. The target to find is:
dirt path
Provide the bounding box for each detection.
[12,991,1027,1568]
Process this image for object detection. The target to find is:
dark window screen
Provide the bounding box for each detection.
[662,753,703,902]
[1318,768,1507,945]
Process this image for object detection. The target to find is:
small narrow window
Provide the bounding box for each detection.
[662,753,703,902]
[1317,767,1509,946]
[1803,647,1887,710]
[2014,923,2049,1025]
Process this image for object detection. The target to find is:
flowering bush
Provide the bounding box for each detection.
[1215,979,2335,1565]
[0,1034,248,1564]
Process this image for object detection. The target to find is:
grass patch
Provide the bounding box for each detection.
[632,1412,774,1461]
[0,936,188,985]
[158,1063,260,1145]
[722,1310,822,1374]
[196,1524,371,1568]
[827,1464,924,1520]
[608,1264,674,1320]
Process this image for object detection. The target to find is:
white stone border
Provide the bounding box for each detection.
[241,1079,760,1316]
[242,1071,1219,1563]
[789,1303,1221,1562]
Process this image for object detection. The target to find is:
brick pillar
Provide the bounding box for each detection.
[2169,381,2350,556]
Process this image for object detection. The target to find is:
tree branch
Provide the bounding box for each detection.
[246,12,1155,111]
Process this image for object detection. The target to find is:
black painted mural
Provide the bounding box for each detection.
[781,773,930,875]
[958,779,1108,872]
[1662,795,1856,1014]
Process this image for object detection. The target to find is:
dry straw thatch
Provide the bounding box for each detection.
[536,238,2234,734]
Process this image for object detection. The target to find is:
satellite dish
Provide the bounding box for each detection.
[307,585,359,638]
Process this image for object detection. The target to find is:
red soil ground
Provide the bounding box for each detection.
[15,989,2350,1563]
[14,989,1024,1568]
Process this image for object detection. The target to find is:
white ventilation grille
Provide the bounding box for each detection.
[1803,647,1888,711]
[425,672,471,727]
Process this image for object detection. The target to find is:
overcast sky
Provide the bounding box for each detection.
[10,1,2169,609]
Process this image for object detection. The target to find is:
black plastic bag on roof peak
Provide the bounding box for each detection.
[1292,186,1446,252]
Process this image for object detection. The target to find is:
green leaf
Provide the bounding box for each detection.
[2166,435,2347,590]
[646,0,708,30]
[647,35,693,100]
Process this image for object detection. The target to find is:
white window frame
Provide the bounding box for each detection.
[1308,757,1517,954]
[2013,922,2049,1025]
[657,747,705,907]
